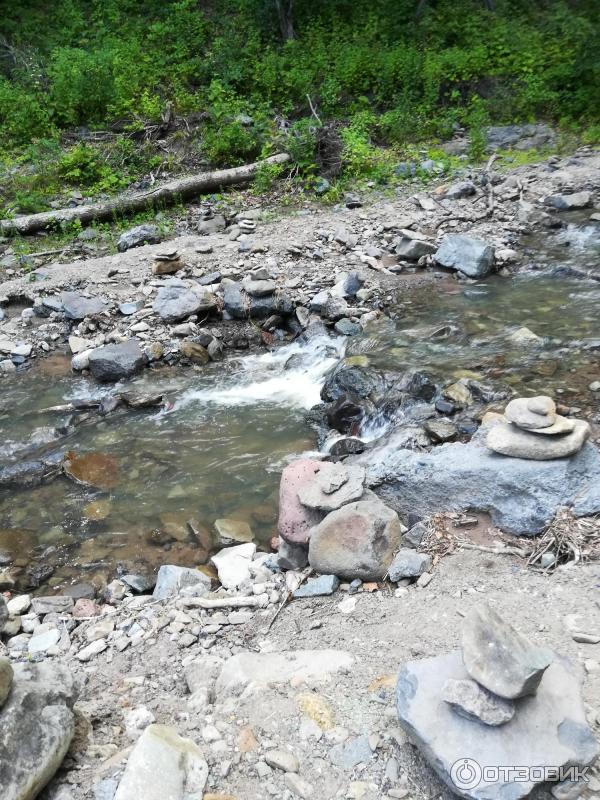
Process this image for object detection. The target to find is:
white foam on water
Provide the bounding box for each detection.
[556,223,600,251]
[172,335,346,412]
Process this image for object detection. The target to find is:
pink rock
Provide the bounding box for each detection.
[278,459,326,544]
[72,598,102,618]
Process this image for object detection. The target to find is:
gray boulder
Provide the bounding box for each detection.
[435,235,495,278]
[223,282,293,320]
[88,339,147,382]
[117,224,162,252]
[358,437,600,535]
[396,650,598,800]
[462,604,553,699]
[486,124,555,151]
[0,661,78,800]
[60,292,107,320]
[308,497,405,580]
[443,180,477,200]
[153,285,216,323]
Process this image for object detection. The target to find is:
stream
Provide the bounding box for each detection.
[0,214,599,592]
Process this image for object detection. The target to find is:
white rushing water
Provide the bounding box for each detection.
[172,335,346,412]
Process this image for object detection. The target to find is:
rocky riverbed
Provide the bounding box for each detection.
[0,146,600,800]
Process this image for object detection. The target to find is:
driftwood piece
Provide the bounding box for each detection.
[0,153,290,237]
[177,594,270,610]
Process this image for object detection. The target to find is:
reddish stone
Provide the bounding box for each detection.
[72,598,102,618]
[278,459,326,544]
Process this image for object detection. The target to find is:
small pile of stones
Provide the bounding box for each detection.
[485,395,590,460]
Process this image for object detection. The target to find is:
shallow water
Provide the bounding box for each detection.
[0,215,599,590]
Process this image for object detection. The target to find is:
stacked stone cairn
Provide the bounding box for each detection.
[396,604,599,800]
[485,396,590,460]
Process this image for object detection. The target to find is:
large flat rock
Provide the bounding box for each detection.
[396,651,599,800]
[0,662,78,800]
[359,439,600,535]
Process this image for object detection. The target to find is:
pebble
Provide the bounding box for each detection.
[264,749,300,772]
[77,638,108,661]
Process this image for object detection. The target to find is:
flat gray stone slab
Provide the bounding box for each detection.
[396,650,599,800]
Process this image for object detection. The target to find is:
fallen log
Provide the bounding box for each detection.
[0,152,291,237]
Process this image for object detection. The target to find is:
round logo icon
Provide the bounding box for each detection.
[451,758,482,790]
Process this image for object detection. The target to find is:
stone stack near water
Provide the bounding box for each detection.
[485,395,590,460]
[396,604,599,800]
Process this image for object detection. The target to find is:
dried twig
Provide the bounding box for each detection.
[306,94,322,126]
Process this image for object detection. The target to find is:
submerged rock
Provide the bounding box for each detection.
[396,650,598,800]
[462,604,553,699]
[308,497,405,580]
[435,235,495,278]
[0,661,78,800]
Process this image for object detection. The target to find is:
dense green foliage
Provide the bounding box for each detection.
[0,0,598,205]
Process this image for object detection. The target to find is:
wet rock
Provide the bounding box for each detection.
[359,436,600,535]
[113,724,208,800]
[545,192,592,210]
[329,437,366,458]
[321,364,384,402]
[334,318,361,336]
[153,285,216,323]
[293,574,340,598]
[179,340,209,364]
[120,391,164,409]
[153,565,211,600]
[388,550,432,580]
[442,380,473,408]
[424,419,458,443]
[215,650,353,698]
[61,292,107,320]
[278,459,325,545]
[88,339,146,382]
[117,224,162,252]
[297,461,366,512]
[214,518,253,545]
[435,235,495,278]
[401,370,438,402]
[462,603,553,698]
[0,661,77,800]
[442,678,515,726]
[308,497,405,580]
[485,419,590,460]
[326,395,369,434]
[223,281,292,320]
[396,650,598,800]
[0,657,13,707]
[211,542,256,589]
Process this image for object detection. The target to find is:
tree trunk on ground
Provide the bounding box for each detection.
[0,153,291,237]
